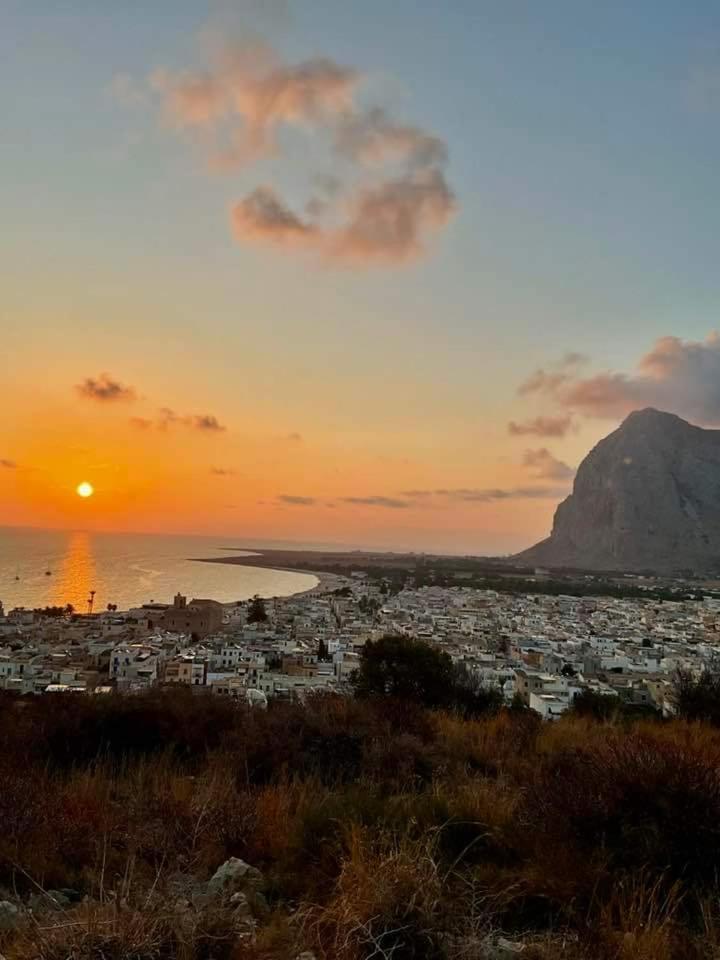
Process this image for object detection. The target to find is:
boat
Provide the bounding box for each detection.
[45,568,52,576]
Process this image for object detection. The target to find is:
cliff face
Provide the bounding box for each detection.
[517,408,720,573]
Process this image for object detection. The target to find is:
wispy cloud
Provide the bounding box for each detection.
[76,373,136,403]
[508,415,573,438]
[150,38,455,266]
[518,332,720,424]
[211,467,236,476]
[0,459,17,469]
[129,417,153,430]
[130,409,227,432]
[341,496,411,509]
[400,487,566,503]
[521,448,574,481]
[191,414,225,432]
[278,494,316,506]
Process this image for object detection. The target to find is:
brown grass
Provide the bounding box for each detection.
[1,690,720,958]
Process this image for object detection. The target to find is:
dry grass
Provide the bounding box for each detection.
[2,690,720,958]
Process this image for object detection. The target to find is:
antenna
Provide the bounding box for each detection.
[87,590,96,615]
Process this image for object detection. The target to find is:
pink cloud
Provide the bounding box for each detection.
[149,38,455,267]
[231,187,317,247]
[508,415,573,437]
[517,332,720,424]
[521,448,574,481]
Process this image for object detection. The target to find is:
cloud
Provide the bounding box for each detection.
[76,373,136,403]
[436,487,566,502]
[278,494,316,506]
[231,187,317,246]
[154,45,358,160]
[521,448,574,481]
[328,168,454,264]
[286,432,303,443]
[1,459,17,469]
[518,369,572,397]
[277,485,567,510]
[152,68,226,126]
[335,107,447,169]
[508,415,573,438]
[130,409,227,432]
[518,332,720,424]
[151,38,455,266]
[342,496,411,509]
[211,467,236,476]
[129,417,153,430]
[400,487,566,502]
[191,414,226,432]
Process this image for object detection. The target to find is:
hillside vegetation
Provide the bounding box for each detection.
[0,651,719,958]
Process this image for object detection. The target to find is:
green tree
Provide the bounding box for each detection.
[353,635,454,708]
[247,595,268,624]
[449,661,503,717]
[571,689,617,721]
[671,670,720,726]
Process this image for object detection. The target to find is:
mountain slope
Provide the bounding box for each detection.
[517,408,720,573]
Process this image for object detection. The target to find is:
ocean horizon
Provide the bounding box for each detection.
[0,527,319,612]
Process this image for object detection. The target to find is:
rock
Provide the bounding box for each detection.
[28,889,71,913]
[495,938,525,956]
[517,408,720,574]
[479,936,526,959]
[296,953,318,960]
[0,901,20,930]
[230,892,253,923]
[56,887,82,903]
[205,858,263,901]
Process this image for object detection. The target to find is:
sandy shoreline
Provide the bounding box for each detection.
[190,556,349,599]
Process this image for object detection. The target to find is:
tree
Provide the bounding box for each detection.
[353,635,455,708]
[571,689,617,721]
[671,670,720,726]
[352,635,500,716]
[247,595,268,624]
[449,661,503,717]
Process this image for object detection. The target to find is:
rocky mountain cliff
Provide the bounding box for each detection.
[517,408,720,573]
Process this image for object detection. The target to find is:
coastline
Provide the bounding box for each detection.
[190,555,350,598]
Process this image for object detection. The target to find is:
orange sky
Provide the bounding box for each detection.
[1,362,590,554]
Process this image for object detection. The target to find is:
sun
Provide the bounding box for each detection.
[76,481,94,498]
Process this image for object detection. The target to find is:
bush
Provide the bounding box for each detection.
[671,669,720,725]
[2,689,720,957]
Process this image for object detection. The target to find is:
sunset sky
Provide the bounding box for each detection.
[5,1,720,554]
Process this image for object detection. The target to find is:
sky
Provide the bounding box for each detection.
[4,0,720,554]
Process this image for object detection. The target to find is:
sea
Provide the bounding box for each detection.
[0,527,319,612]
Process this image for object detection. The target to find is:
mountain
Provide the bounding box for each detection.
[517,408,720,574]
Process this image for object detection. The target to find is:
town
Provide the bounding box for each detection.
[2,569,718,718]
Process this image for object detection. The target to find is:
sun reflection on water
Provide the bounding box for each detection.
[50,531,98,611]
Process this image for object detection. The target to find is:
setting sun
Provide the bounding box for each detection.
[76,481,94,498]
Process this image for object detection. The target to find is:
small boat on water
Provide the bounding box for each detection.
[45,567,52,576]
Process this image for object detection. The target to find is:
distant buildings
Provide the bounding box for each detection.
[1,574,718,715]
